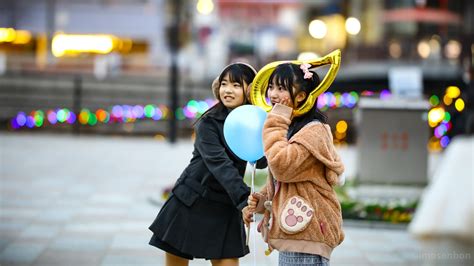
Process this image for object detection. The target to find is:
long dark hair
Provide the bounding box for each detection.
[268,63,327,138]
[195,63,256,125]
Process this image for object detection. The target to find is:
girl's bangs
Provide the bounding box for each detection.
[221,66,245,85]
[270,66,294,90]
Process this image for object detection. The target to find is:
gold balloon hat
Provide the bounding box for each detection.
[250,49,341,117]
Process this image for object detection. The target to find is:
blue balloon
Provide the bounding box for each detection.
[224,105,267,163]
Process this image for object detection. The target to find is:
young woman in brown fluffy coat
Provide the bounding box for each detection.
[243,63,345,266]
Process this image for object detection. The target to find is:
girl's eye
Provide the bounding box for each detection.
[233,83,241,87]
[221,82,227,86]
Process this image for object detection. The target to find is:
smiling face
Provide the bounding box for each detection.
[267,76,294,108]
[266,64,309,110]
[219,73,246,109]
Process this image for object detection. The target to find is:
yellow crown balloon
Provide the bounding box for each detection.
[250,49,341,117]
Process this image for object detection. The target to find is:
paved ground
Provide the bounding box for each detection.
[0,133,469,265]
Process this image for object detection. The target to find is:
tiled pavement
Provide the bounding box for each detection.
[0,133,469,265]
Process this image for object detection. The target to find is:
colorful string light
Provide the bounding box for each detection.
[8,87,464,151]
[10,99,218,130]
[7,91,384,130]
[426,85,465,150]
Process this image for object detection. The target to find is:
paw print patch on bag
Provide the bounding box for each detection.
[279,196,314,234]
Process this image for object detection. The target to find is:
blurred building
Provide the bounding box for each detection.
[0,0,472,145]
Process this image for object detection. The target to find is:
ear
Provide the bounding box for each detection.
[211,77,220,99]
[245,83,252,104]
[295,91,306,104]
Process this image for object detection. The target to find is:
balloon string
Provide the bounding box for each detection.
[250,161,256,194]
[246,161,256,247]
[251,162,257,266]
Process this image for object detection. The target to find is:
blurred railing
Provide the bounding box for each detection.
[4,53,168,78]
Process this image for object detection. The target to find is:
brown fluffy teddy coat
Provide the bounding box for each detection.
[257,104,345,259]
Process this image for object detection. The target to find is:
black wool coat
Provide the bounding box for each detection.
[172,105,267,210]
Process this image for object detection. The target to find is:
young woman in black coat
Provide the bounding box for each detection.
[149,63,267,266]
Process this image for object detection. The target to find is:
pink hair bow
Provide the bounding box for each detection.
[300,63,313,79]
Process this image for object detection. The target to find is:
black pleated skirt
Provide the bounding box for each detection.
[148,194,249,260]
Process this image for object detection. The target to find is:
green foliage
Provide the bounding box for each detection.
[336,181,419,224]
[244,169,268,188]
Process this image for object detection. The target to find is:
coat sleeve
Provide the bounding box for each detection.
[262,105,314,183]
[195,118,250,210]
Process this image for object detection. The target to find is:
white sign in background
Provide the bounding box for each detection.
[388,67,423,98]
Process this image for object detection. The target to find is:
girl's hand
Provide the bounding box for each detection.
[247,193,259,211]
[242,206,253,227]
[243,192,264,227]
[248,192,267,213]
[280,96,293,108]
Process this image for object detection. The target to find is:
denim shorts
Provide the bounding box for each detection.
[279,251,330,266]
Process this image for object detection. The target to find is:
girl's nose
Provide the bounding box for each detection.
[268,91,278,100]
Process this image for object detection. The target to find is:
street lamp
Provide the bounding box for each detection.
[308,19,327,39]
[417,40,431,58]
[445,40,461,59]
[345,17,361,36]
[196,0,214,15]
